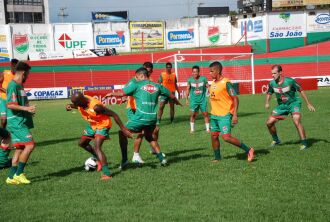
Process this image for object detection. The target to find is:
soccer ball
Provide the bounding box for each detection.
[84,157,97,171]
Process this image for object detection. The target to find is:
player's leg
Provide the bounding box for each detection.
[78,137,95,156]
[0,128,11,169]
[290,102,308,150]
[169,100,175,123]
[200,100,210,132]
[210,115,221,162]
[189,111,197,133]
[219,114,254,162]
[266,105,287,147]
[93,135,112,180]
[132,134,145,164]
[144,126,167,165]
[157,98,167,123]
[80,125,102,170]
[0,98,7,128]
[6,148,22,184]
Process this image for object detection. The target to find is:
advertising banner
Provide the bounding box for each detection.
[94,31,129,52]
[272,0,304,7]
[199,17,231,47]
[92,11,128,22]
[236,16,267,41]
[130,22,164,48]
[54,32,94,52]
[268,12,306,39]
[25,87,68,100]
[304,0,330,5]
[0,26,11,62]
[67,85,114,97]
[166,28,198,49]
[317,76,330,87]
[307,11,330,33]
[84,90,127,105]
[29,51,74,61]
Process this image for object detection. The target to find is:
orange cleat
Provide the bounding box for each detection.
[100,175,112,181]
[97,161,102,172]
[248,148,255,162]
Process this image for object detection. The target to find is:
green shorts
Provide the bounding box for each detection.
[271,101,301,119]
[0,148,11,168]
[210,113,232,136]
[82,125,110,139]
[159,92,175,103]
[7,125,34,148]
[126,119,156,133]
[190,100,207,113]
[0,98,7,119]
[127,108,136,120]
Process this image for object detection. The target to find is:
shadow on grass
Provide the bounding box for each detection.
[280,138,330,146]
[223,149,270,162]
[30,166,84,182]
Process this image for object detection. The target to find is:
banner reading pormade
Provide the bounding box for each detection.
[129,21,164,49]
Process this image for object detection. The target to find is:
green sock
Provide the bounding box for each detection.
[301,139,308,147]
[214,149,221,160]
[156,152,164,161]
[240,143,250,153]
[101,165,111,176]
[271,134,280,142]
[16,162,26,176]
[8,166,17,179]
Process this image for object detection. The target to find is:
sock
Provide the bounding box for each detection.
[271,134,280,143]
[205,123,210,131]
[156,152,164,162]
[133,152,140,157]
[301,139,308,147]
[190,122,195,131]
[240,143,250,153]
[8,166,18,179]
[157,119,161,124]
[101,165,111,176]
[16,162,26,176]
[214,149,221,160]
[120,147,128,163]
[170,117,174,123]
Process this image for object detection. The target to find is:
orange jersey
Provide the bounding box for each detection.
[78,96,112,130]
[126,96,136,110]
[159,72,177,93]
[209,78,234,116]
[1,70,14,100]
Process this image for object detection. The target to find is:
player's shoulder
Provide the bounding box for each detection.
[284,76,295,83]
[7,80,17,88]
[269,79,276,86]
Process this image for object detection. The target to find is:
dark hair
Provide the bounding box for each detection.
[135,67,148,76]
[192,65,200,71]
[271,64,282,72]
[166,62,172,68]
[15,61,31,72]
[209,61,223,72]
[11,58,19,66]
[143,62,153,69]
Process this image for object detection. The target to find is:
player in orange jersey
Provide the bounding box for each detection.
[208,61,254,162]
[157,62,179,123]
[0,59,19,128]
[66,92,132,180]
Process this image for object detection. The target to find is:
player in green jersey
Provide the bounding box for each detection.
[0,128,12,169]
[5,62,36,185]
[118,67,181,167]
[265,65,316,150]
[186,66,210,133]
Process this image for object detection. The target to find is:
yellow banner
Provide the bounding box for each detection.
[272,0,304,7]
[130,22,164,48]
[304,0,330,5]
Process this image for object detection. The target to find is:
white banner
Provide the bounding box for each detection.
[29,51,73,61]
[199,17,231,47]
[268,12,306,39]
[317,76,330,87]
[73,49,98,58]
[166,28,199,49]
[0,25,11,62]
[94,31,130,52]
[25,87,68,100]
[234,16,267,42]
[307,11,330,33]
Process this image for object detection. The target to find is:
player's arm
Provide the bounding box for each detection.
[93,105,133,138]
[226,82,239,124]
[158,75,163,84]
[185,82,190,105]
[174,76,180,99]
[293,80,316,112]
[7,87,35,113]
[66,104,78,111]
[0,72,5,93]
[104,91,125,98]
[265,83,274,109]
[160,85,181,106]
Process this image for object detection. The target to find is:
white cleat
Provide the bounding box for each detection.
[132,154,145,164]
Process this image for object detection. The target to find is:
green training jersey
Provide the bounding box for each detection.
[123,79,170,123]
[6,80,34,129]
[267,77,302,105]
[187,76,208,104]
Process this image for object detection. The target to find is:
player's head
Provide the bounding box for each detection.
[71,92,89,108]
[192,65,200,78]
[15,61,31,83]
[209,61,223,80]
[143,62,153,77]
[165,62,172,73]
[10,58,19,73]
[135,67,149,81]
[271,65,282,82]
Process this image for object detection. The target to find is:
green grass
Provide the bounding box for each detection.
[1,88,330,221]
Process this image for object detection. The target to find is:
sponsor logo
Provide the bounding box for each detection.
[222,126,228,132]
[241,19,263,35]
[270,31,303,38]
[96,31,125,46]
[294,107,299,112]
[279,12,290,22]
[315,13,330,24]
[168,29,194,42]
[58,34,87,49]
[317,76,330,86]
[141,84,158,94]
[208,27,219,43]
[13,34,29,54]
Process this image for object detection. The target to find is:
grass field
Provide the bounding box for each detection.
[1,88,329,222]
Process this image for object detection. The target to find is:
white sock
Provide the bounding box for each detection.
[190,122,195,131]
[205,123,210,131]
[133,152,140,157]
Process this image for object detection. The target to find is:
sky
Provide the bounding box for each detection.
[49,0,237,23]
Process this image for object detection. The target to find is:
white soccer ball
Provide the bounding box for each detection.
[84,157,97,171]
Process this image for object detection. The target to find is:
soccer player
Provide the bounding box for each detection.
[0,128,12,169]
[157,62,179,123]
[186,65,210,133]
[118,67,181,168]
[0,58,19,128]
[265,65,316,150]
[5,61,36,185]
[66,92,132,180]
[208,61,254,162]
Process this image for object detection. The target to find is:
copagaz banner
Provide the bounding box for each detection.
[268,12,306,39]
[166,28,198,49]
[199,17,231,47]
[130,21,164,48]
[307,11,330,33]
[25,87,68,100]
